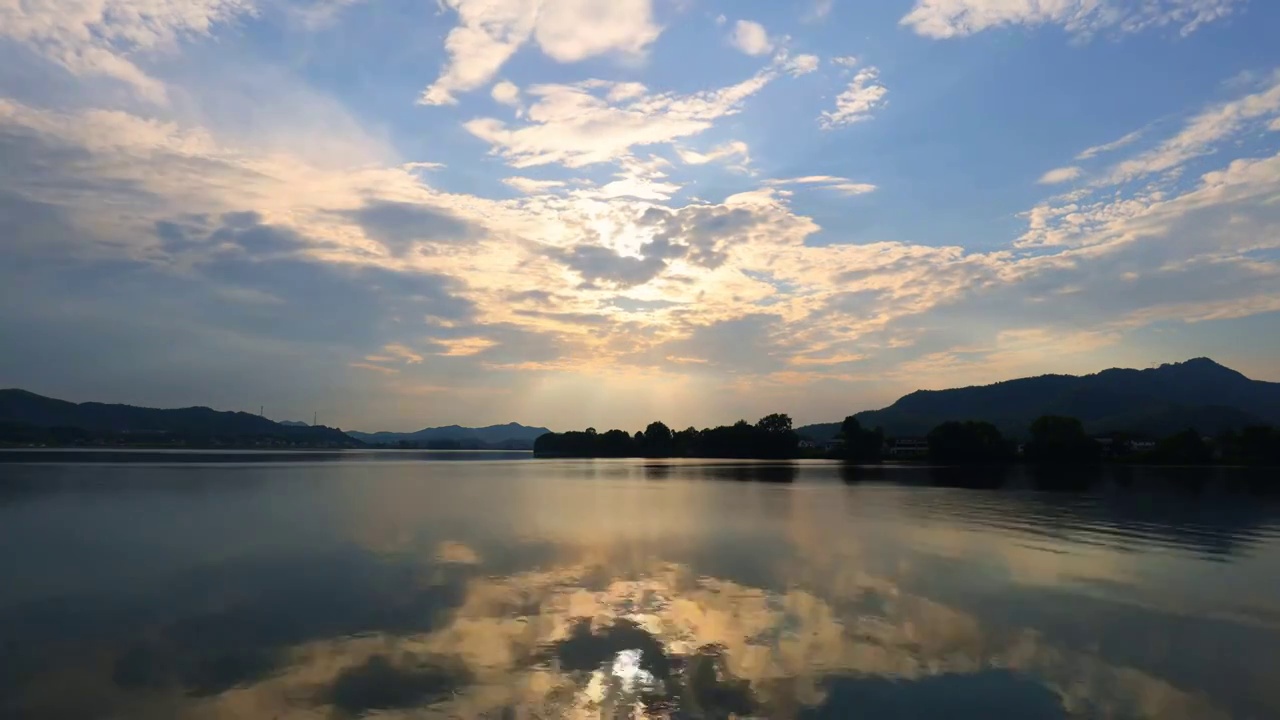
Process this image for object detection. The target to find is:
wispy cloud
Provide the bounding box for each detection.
[464,72,775,167]
[765,176,877,195]
[1037,166,1083,185]
[0,0,255,102]
[820,67,888,128]
[1076,129,1145,160]
[901,0,1239,40]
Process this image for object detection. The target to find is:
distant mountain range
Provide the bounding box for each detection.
[0,389,359,447]
[346,423,551,450]
[798,358,1280,440]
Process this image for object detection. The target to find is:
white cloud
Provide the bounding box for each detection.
[782,53,821,77]
[403,161,446,172]
[1076,129,1145,160]
[421,0,661,105]
[503,176,567,193]
[832,56,859,67]
[676,140,750,167]
[0,0,255,102]
[730,20,773,56]
[464,72,774,168]
[491,80,521,105]
[820,67,888,129]
[765,176,877,195]
[1038,166,1083,185]
[1270,117,1280,131]
[901,0,1239,39]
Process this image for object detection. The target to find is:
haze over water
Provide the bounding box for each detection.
[2,452,1278,719]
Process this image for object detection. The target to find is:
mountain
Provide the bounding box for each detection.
[796,422,842,442]
[798,358,1280,440]
[347,422,551,449]
[0,389,360,447]
[278,420,310,427]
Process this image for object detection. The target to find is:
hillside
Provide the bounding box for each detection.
[346,422,551,449]
[799,358,1279,440]
[0,389,360,447]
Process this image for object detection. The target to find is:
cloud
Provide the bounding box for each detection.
[1075,129,1145,160]
[676,140,750,167]
[382,343,424,364]
[343,200,481,255]
[832,55,859,67]
[503,177,567,194]
[403,161,446,172]
[729,20,773,56]
[464,71,774,168]
[490,80,521,106]
[1037,166,1083,185]
[0,0,255,102]
[820,67,888,128]
[420,0,661,105]
[900,0,1239,39]
[550,243,671,288]
[782,53,821,77]
[765,176,877,195]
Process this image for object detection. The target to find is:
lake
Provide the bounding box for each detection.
[1,451,1278,719]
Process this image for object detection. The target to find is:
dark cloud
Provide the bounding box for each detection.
[550,243,670,288]
[505,289,565,305]
[640,204,758,270]
[210,221,307,254]
[610,297,679,312]
[546,204,768,289]
[513,309,612,326]
[343,200,480,255]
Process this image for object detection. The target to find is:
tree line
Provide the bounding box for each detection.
[839,415,1280,466]
[533,414,800,459]
[535,412,1280,466]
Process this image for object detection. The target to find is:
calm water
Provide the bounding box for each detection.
[1,452,1278,719]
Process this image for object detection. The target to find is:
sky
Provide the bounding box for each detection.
[1,0,1279,433]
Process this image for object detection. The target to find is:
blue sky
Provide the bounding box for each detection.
[1,0,1279,431]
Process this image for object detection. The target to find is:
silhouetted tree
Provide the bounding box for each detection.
[755,414,799,459]
[1231,425,1280,466]
[1024,415,1101,465]
[534,414,801,460]
[756,413,793,435]
[599,429,636,457]
[838,416,884,463]
[927,421,1011,465]
[673,426,700,457]
[642,421,674,457]
[1147,428,1213,465]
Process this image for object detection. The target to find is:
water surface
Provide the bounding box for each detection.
[1,452,1277,719]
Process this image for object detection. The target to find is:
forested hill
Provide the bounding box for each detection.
[0,389,359,447]
[798,358,1280,440]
